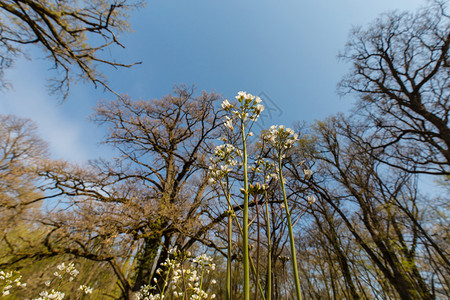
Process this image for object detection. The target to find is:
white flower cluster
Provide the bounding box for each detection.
[136,248,217,300]
[0,270,26,296]
[34,289,65,300]
[54,262,79,281]
[234,91,265,121]
[79,284,94,294]
[263,125,299,158]
[251,156,279,183]
[221,91,265,131]
[192,253,216,274]
[38,262,94,299]
[1,263,94,299]
[208,144,241,184]
[134,284,157,300]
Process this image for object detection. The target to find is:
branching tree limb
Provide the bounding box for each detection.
[0,0,143,98]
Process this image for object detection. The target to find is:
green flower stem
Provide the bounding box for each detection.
[199,262,205,295]
[227,212,232,300]
[255,195,261,300]
[278,157,303,300]
[222,179,233,300]
[248,249,267,300]
[220,169,266,300]
[227,194,266,300]
[228,214,266,300]
[160,265,172,299]
[241,123,250,300]
[217,176,234,300]
[264,193,272,300]
[282,261,288,300]
[180,263,188,300]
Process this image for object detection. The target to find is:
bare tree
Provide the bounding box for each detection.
[339,0,450,175]
[0,114,48,229]
[33,86,223,298]
[299,116,449,299]
[0,114,54,290]
[0,0,143,98]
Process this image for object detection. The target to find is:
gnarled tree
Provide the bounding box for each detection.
[339,0,450,175]
[35,86,223,298]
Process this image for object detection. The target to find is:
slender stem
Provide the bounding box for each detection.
[228,198,266,300]
[264,194,272,300]
[226,178,233,300]
[180,263,188,299]
[242,123,250,300]
[227,213,232,300]
[283,261,288,300]
[218,175,234,300]
[279,157,303,300]
[199,262,205,295]
[255,195,261,300]
[159,264,172,299]
[248,249,267,300]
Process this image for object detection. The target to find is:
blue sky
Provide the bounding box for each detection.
[0,0,425,163]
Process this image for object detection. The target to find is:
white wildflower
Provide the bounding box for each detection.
[236,91,247,100]
[56,263,65,271]
[307,195,317,204]
[303,169,312,178]
[245,93,255,101]
[79,284,94,294]
[223,116,234,131]
[221,99,233,110]
[255,104,264,115]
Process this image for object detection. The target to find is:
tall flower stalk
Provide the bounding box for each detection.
[225,178,233,300]
[209,143,238,300]
[212,92,264,300]
[227,209,232,300]
[264,192,272,300]
[257,157,278,300]
[278,158,302,300]
[263,125,303,300]
[241,120,250,299]
[211,95,308,300]
[211,93,308,299]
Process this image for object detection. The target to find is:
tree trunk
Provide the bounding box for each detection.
[132,235,163,292]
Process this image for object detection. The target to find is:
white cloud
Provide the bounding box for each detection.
[0,58,93,162]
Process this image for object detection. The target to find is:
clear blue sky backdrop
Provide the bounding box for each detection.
[1,0,424,162]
